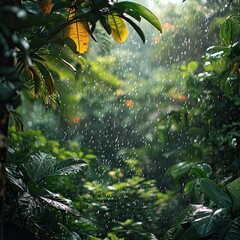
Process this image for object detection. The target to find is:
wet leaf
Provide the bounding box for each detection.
[34,60,55,95]
[40,189,80,216]
[121,15,145,43]
[115,1,162,32]
[191,207,230,238]
[65,9,89,54]
[200,178,232,209]
[107,13,128,43]
[29,65,42,95]
[220,14,240,45]
[25,152,56,183]
[189,163,212,178]
[226,177,240,213]
[167,162,195,181]
[52,158,88,176]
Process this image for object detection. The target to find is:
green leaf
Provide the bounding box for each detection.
[121,15,145,43]
[99,15,112,35]
[115,1,162,32]
[29,66,42,94]
[191,207,230,238]
[52,158,88,176]
[25,152,87,183]
[226,177,240,213]
[18,192,44,217]
[25,152,56,183]
[167,162,195,181]
[40,189,80,216]
[220,14,240,45]
[34,60,55,95]
[187,61,198,72]
[6,165,26,192]
[190,163,212,178]
[59,232,82,240]
[164,205,201,240]
[200,178,232,209]
[14,12,65,29]
[39,54,77,80]
[223,220,240,240]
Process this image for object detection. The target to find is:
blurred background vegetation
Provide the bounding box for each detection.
[2,0,240,239]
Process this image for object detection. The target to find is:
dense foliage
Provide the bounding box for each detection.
[1,0,240,240]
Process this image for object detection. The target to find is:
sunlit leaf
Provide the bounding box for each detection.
[34,60,55,95]
[29,65,42,95]
[38,53,76,80]
[65,9,89,54]
[107,13,129,43]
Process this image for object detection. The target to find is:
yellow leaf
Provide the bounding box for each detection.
[65,9,89,54]
[107,14,128,43]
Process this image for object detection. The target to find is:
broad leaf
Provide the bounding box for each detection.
[25,152,56,183]
[40,189,80,216]
[167,162,195,181]
[190,163,212,178]
[226,177,240,213]
[65,9,89,54]
[200,178,232,209]
[18,192,44,217]
[191,207,230,238]
[220,14,240,45]
[107,13,129,43]
[115,1,162,32]
[164,205,201,240]
[25,152,87,182]
[52,158,88,176]
[223,220,240,240]
[6,165,26,192]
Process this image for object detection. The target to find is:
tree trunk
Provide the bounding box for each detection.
[0,109,9,240]
[0,1,20,238]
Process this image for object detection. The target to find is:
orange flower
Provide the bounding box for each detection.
[152,36,161,43]
[125,99,134,108]
[170,94,188,101]
[69,116,81,124]
[108,171,116,177]
[162,22,175,31]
